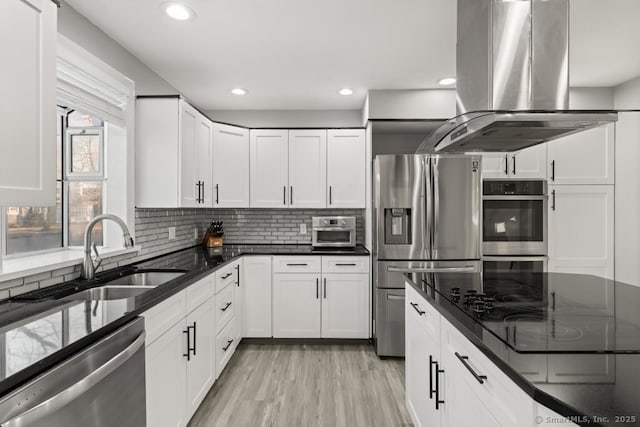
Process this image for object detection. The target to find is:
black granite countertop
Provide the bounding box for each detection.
[0,244,369,396]
[405,272,640,427]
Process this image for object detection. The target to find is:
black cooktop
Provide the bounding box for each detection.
[421,271,640,354]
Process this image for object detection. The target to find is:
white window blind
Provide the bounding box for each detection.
[56,35,133,128]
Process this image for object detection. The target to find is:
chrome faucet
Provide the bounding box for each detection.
[81,214,135,280]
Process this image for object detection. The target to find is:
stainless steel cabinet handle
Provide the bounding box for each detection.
[2,331,146,427]
[512,156,516,175]
[329,185,332,204]
[323,278,327,299]
[386,294,404,301]
[222,339,234,352]
[410,302,425,316]
[290,186,293,205]
[504,154,508,175]
[215,184,219,204]
[336,263,357,266]
[195,181,201,203]
[388,266,476,273]
[283,186,286,204]
[551,190,556,211]
[221,302,232,311]
[455,352,487,384]
[551,160,556,181]
[316,278,319,299]
[287,263,308,266]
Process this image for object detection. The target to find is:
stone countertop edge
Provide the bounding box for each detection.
[0,243,370,397]
[404,275,606,427]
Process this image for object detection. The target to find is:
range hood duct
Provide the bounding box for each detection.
[418,0,617,154]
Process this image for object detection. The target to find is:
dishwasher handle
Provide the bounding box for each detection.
[2,331,145,427]
[387,266,477,273]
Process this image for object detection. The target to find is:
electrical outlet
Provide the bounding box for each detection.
[194,228,198,240]
[168,227,176,240]
[300,223,307,234]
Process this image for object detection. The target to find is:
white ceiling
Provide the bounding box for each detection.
[65,0,640,111]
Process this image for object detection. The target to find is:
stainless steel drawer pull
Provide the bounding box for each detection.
[287,263,308,266]
[455,352,487,384]
[388,266,476,273]
[410,302,425,316]
[336,263,357,266]
[221,302,232,311]
[222,339,234,352]
[222,272,233,279]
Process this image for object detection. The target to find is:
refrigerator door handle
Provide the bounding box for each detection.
[387,266,478,273]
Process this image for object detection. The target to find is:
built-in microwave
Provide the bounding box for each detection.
[312,216,356,248]
[482,180,547,256]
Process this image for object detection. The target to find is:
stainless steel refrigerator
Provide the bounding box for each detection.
[373,154,482,357]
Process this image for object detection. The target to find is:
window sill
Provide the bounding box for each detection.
[0,246,140,283]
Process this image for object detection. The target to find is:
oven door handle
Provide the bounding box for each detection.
[313,227,353,232]
[387,266,477,273]
[2,331,146,427]
[482,195,547,201]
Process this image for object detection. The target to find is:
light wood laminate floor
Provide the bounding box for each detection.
[188,343,412,427]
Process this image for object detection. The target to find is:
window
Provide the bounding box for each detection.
[4,109,105,256]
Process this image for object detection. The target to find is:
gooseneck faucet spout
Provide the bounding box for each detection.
[81,214,134,280]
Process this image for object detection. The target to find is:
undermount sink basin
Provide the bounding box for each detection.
[60,286,154,301]
[102,270,186,287]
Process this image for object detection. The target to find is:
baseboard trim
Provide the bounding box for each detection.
[241,337,373,345]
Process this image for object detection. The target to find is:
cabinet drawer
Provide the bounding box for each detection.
[215,263,237,293]
[441,319,535,426]
[215,284,234,333]
[186,275,214,314]
[405,284,439,331]
[322,256,369,273]
[142,290,187,346]
[216,318,236,378]
[272,256,321,273]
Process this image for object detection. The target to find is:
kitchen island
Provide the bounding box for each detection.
[405,271,640,427]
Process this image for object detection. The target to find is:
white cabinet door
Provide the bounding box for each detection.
[212,123,250,207]
[321,273,368,338]
[180,102,198,207]
[512,143,547,179]
[547,124,615,185]
[548,185,614,279]
[288,130,327,208]
[405,287,440,427]
[250,130,289,207]
[327,129,366,208]
[272,273,321,338]
[481,153,508,179]
[146,321,188,427]
[242,256,272,338]
[0,0,56,206]
[185,298,216,418]
[195,113,213,207]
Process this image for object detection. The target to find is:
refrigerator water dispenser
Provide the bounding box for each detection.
[384,208,411,244]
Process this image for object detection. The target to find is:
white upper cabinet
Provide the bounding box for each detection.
[482,144,547,179]
[212,123,250,207]
[0,0,56,206]
[547,124,615,185]
[288,130,327,208]
[327,129,366,208]
[548,185,614,280]
[250,130,289,207]
[136,98,212,208]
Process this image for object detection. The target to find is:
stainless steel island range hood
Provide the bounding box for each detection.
[418,0,617,154]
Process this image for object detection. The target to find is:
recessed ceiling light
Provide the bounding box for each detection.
[162,2,195,21]
[438,77,456,86]
[231,88,248,96]
[338,88,353,96]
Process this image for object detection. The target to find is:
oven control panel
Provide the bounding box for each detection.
[483,180,546,196]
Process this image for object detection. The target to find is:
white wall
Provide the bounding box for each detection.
[205,110,362,128]
[58,1,177,95]
[613,75,640,286]
[365,89,456,121]
[569,87,615,109]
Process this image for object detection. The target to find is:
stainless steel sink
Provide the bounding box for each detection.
[102,271,186,287]
[60,286,154,301]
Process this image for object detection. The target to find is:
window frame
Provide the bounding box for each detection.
[64,126,105,180]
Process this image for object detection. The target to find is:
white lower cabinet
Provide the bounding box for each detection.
[242,256,273,338]
[214,264,242,377]
[144,275,218,426]
[272,256,370,339]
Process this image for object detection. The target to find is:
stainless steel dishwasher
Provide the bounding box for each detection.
[0,317,146,427]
